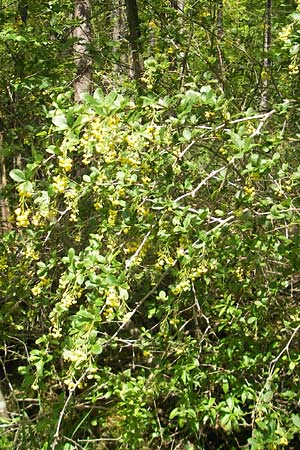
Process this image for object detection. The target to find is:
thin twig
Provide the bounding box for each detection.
[270,324,300,367]
[174,164,229,202]
[51,369,89,450]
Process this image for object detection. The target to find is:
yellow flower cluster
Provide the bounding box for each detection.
[190,264,208,280]
[136,205,150,219]
[80,115,123,164]
[51,324,62,339]
[0,256,8,271]
[278,24,293,42]
[235,267,244,282]
[15,207,30,227]
[155,251,175,268]
[53,175,68,193]
[171,279,191,296]
[64,379,76,390]
[204,111,215,119]
[244,186,255,195]
[31,278,49,296]
[24,246,40,260]
[106,287,120,309]
[58,155,72,172]
[119,154,140,168]
[108,209,118,226]
[17,184,33,198]
[124,240,140,254]
[61,292,77,309]
[288,62,299,75]
[63,348,87,364]
[125,133,143,150]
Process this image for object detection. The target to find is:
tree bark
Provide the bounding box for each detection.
[124,0,143,80]
[73,0,92,102]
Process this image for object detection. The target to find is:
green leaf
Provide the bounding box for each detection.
[292,414,300,428]
[9,169,26,182]
[226,397,235,410]
[91,342,103,355]
[222,380,229,394]
[228,130,244,150]
[263,390,273,402]
[76,272,85,285]
[19,181,33,194]
[169,408,180,420]
[52,114,69,130]
[220,413,232,431]
[183,128,191,141]
[68,248,75,262]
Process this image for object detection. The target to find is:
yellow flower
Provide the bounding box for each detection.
[24,247,40,259]
[15,207,30,227]
[108,209,118,226]
[17,185,33,198]
[63,349,86,363]
[61,293,76,308]
[58,156,72,172]
[31,214,41,227]
[106,287,120,309]
[0,256,8,270]
[53,175,68,193]
[204,111,215,119]
[288,63,299,75]
[64,379,76,390]
[31,285,42,296]
[149,20,156,29]
[278,24,292,42]
[244,186,255,195]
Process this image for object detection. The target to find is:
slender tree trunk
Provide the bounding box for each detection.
[170,0,184,9]
[0,387,8,419]
[260,0,272,110]
[0,141,11,232]
[124,0,143,80]
[217,0,224,40]
[73,0,92,102]
[112,0,126,74]
[0,157,11,233]
[216,0,225,91]
[17,0,28,24]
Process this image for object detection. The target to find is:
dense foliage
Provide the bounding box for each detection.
[1,1,300,449]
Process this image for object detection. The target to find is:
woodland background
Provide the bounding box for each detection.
[1,0,300,449]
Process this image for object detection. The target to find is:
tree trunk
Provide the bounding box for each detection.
[0,127,11,233]
[217,0,224,40]
[112,0,126,74]
[170,0,184,9]
[124,0,143,80]
[0,387,8,419]
[73,0,92,102]
[0,158,11,233]
[260,0,272,110]
[216,0,225,91]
